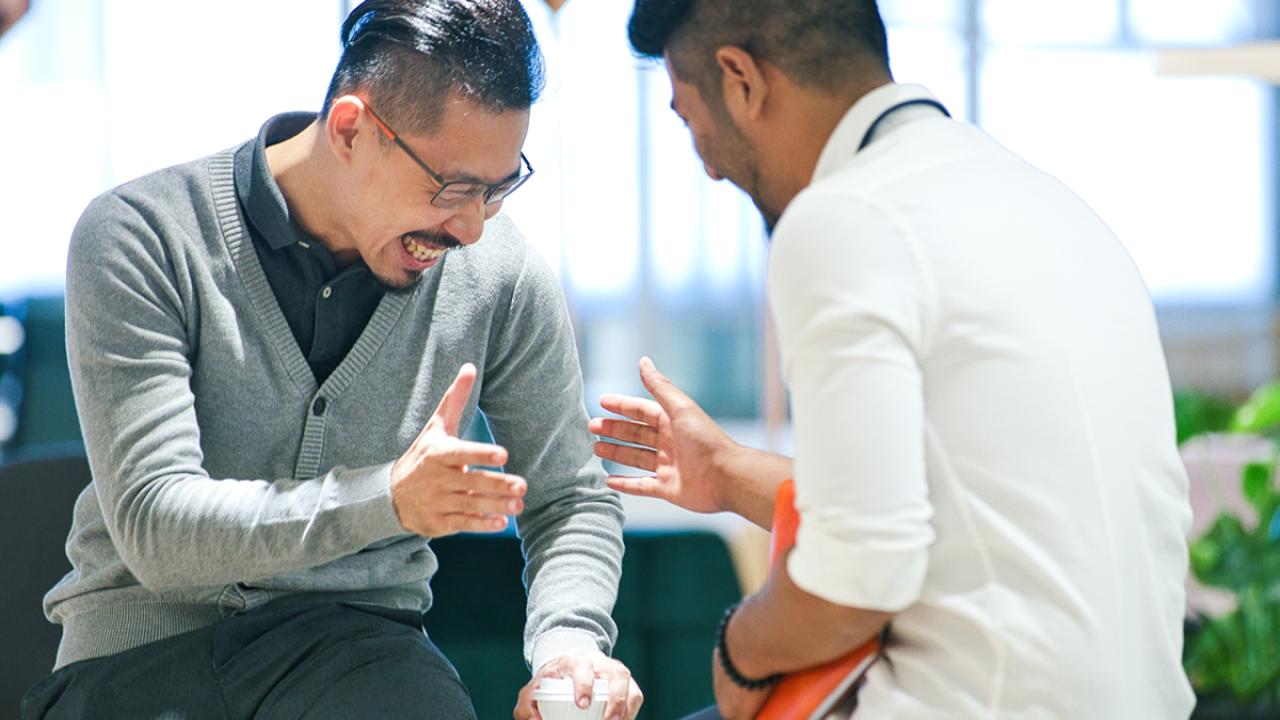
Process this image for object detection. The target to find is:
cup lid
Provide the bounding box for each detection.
[531,677,611,701]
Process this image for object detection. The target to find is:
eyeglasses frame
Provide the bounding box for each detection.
[362,102,534,209]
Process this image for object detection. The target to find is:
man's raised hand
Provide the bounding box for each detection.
[391,363,527,537]
[590,357,736,515]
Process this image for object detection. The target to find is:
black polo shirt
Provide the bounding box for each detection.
[233,113,386,385]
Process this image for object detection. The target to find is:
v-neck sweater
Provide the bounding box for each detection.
[49,147,624,674]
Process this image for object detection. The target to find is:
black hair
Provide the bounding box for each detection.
[322,0,545,135]
[627,0,890,96]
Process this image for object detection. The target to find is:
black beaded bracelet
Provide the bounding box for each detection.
[716,602,783,691]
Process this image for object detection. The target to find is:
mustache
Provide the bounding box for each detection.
[403,230,462,250]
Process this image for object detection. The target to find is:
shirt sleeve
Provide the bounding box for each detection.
[477,226,626,671]
[65,192,406,592]
[770,191,937,612]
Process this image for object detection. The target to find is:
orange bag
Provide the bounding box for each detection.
[755,480,880,720]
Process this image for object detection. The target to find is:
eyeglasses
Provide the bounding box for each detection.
[364,103,534,210]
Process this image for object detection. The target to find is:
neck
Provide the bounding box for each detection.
[265,123,361,267]
[762,76,891,209]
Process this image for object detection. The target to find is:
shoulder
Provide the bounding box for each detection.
[771,120,1020,279]
[768,181,937,338]
[440,213,560,301]
[67,150,239,305]
[428,213,570,352]
[72,151,225,255]
[771,183,915,278]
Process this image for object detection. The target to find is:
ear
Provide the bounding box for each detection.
[715,46,769,126]
[326,94,368,166]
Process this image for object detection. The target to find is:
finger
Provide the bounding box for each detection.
[432,439,510,468]
[513,678,537,720]
[627,682,644,720]
[605,475,667,499]
[594,441,658,471]
[604,670,630,720]
[638,356,694,415]
[440,512,510,535]
[571,657,596,710]
[447,489,525,517]
[590,418,658,449]
[588,415,641,437]
[598,393,664,427]
[456,469,527,499]
[432,363,478,437]
[432,461,527,502]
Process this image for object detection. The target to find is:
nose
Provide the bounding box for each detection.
[484,199,504,220]
[441,196,488,246]
[703,161,724,181]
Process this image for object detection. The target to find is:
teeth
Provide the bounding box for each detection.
[401,236,447,263]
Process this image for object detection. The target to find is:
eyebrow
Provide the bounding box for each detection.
[444,162,523,186]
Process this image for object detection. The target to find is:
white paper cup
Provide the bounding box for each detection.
[532,677,610,720]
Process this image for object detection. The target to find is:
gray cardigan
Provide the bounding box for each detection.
[47,149,625,673]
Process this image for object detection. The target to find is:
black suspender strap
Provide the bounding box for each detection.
[858,98,952,151]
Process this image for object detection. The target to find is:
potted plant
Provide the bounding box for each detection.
[1179,386,1280,717]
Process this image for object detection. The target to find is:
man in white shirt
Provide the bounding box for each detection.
[594,0,1195,717]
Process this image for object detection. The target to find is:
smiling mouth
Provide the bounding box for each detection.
[400,232,459,263]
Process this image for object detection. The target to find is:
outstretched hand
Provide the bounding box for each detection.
[590,357,738,515]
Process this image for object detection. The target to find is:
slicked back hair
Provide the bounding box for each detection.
[628,0,890,103]
[322,0,545,137]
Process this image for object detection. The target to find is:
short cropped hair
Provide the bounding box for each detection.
[322,0,545,135]
[628,0,890,96]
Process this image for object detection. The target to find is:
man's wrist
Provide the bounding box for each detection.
[709,441,746,513]
[530,628,605,673]
[713,444,786,528]
[716,601,782,690]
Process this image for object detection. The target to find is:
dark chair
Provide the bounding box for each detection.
[0,451,90,720]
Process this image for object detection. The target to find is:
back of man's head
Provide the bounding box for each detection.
[322,0,545,136]
[628,0,890,101]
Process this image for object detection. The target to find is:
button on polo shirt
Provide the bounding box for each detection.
[233,112,386,386]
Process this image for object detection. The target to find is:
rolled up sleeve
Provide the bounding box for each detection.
[770,192,937,612]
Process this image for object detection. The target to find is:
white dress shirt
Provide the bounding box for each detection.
[771,83,1194,718]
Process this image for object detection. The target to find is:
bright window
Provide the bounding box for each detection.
[0,0,341,300]
[886,0,1273,305]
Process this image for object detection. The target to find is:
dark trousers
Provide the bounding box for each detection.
[21,601,477,720]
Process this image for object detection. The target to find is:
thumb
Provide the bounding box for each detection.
[432,363,477,437]
[638,356,692,415]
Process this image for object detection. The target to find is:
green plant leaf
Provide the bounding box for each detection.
[1191,515,1256,592]
[1189,536,1220,580]
[1243,462,1277,515]
[1175,389,1236,445]
[1187,611,1244,695]
[1231,382,1280,434]
[1185,382,1280,707]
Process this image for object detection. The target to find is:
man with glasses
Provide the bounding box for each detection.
[22,1,641,719]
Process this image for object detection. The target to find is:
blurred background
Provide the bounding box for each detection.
[1,0,1278,717]
[2,0,1275,445]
